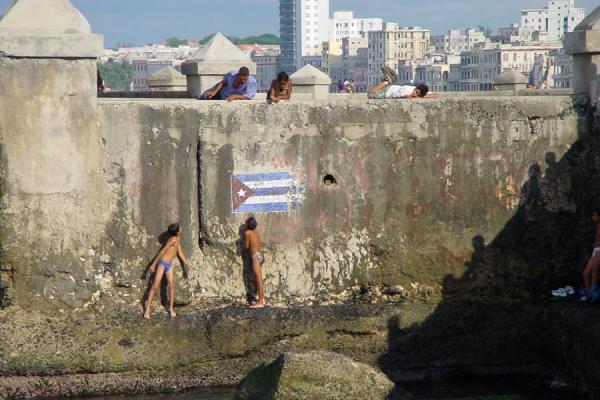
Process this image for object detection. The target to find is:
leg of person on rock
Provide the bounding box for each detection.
[144,265,165,319]
[165,267,177,318]
[250,255,266,308]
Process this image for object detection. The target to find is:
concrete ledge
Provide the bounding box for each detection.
[100,89,576,101]
[565,30,600,55]
[99,91,189,99]
[0,34,103,58]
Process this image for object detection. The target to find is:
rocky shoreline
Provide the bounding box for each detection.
[1,294,597,399]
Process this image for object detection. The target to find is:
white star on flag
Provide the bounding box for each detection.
[237,189,247,198]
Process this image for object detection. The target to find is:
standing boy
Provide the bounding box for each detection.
[245,217,266,308]
[144,223,192,319]
[580,209,600,303]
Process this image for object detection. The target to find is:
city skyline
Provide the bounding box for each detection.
[0,0,596,47]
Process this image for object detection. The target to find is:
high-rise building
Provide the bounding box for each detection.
[279,0,330,74]
[521,0,585,41]
[329,11,383,44]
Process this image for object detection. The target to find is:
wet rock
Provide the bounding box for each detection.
[235,350,394,400]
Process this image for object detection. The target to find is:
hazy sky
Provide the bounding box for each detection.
[0,0,597,47]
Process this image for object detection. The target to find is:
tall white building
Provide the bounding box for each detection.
[329,11,383,44]
[521,0,585,41]
[279,0,330,73]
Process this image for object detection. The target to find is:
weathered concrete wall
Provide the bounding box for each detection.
[0,57,113,312]
[84,96,584,311]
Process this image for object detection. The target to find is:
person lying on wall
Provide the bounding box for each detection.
[199,66,257,102]
[267,71,293,104]
[367,66,437,99]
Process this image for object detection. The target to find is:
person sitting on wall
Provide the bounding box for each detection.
[143,223,193,319]
[267,71,293,104]
[367,66,436,99]
[200,66,257,102]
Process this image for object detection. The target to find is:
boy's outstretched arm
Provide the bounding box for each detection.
[177,240,192,270]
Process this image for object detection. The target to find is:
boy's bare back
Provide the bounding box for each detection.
[595,221,600,248]
[245,230,262,253]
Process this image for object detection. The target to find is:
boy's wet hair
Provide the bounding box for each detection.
[168,223,180,236]
[594,209,600,216]
[246,217,258,230]
[416,83,429,97]
[277,71,289,82]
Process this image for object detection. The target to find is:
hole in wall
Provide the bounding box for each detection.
[323,174,337,186]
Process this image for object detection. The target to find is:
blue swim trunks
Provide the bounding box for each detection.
[157,259,172,272]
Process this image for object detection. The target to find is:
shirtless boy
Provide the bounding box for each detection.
[144,223,192,319]
[580,209,600,303]
[245,217,266,308]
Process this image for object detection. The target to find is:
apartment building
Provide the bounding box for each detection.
[367,24,431,86]
[252,52,281,92]
[329,11,383,44]
[431,28,490,55]
[397,55,459,93]
[279,0,330,73]
[458,43,562,91]
[132,59,179,91]
[521,0,585,41]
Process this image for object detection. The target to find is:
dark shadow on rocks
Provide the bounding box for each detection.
[379,97,600,397]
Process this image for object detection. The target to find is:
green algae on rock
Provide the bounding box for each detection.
[235,350,395,400]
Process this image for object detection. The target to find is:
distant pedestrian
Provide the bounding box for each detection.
[338,79,346,93]
[97,70,105,93]
[267,71,293,103]
[346,79,355,94]
[200,66,257,102]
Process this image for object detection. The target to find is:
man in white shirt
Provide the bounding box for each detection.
[368,66,436,99]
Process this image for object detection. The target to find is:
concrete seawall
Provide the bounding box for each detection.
[0,95,595,398]
[0,96,585,311]
[90,96,583,308]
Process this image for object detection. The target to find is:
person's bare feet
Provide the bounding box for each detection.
[143,312,150,320]
[169,309,177,318]
[143,302,150,319]
[249,302,266,309]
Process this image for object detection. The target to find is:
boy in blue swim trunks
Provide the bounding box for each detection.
[144,223,192,319]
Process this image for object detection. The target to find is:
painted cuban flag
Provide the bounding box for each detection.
[231,171,305,214]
